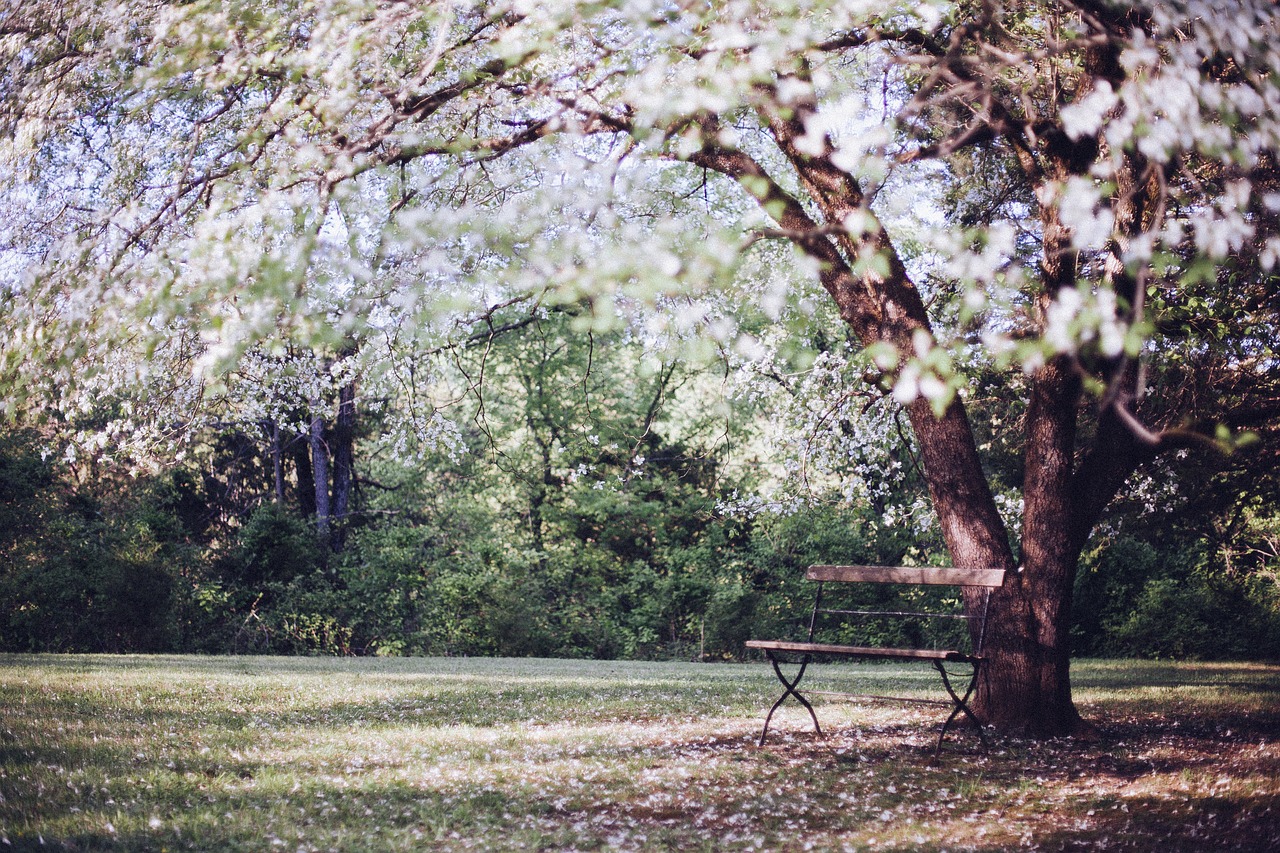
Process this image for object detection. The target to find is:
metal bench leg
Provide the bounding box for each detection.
[759,652,822,746]
[931,659,987,756]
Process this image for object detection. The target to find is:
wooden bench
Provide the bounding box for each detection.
[746,564,1006,755]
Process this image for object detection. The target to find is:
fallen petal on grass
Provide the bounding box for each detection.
[0,655,1277,851]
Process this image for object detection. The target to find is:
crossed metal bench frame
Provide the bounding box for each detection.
[746,565,1006,756]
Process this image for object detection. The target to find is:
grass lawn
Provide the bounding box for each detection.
[1,655,1278,851]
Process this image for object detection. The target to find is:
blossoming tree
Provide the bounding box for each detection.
[3,0,1278,734]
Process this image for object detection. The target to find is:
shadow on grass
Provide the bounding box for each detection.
[1,780,552,852]
[2,656,1279,851]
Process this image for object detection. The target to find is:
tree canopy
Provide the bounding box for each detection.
[3,0,1279,734]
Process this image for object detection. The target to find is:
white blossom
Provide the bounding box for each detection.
[1061,81,1118,140]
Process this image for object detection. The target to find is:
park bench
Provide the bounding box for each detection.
[746,564,1006,755]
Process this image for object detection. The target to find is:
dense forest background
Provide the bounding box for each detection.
[3,306,1278,662]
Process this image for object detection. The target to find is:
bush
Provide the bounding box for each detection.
[1072,536,1166,656]
[0,507,178,653]
[255,573,354,655]
[1072,532,1280,661]
[223,503,324,592]
[1105,574,1280,660]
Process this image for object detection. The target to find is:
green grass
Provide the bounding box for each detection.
[1,655,1278,851]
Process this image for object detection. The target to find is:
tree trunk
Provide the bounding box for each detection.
[961,143,1093,735]
[269,420,285,504]
[330,380,356,553]
[527,439,551,561]
[291,433,317,519]
[897,392,1092,734]
[970,356,1088,735]
[693,100,1103,737]
[310,405,331,543]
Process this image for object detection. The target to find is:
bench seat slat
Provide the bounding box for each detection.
[745,639,980,663]
[806,565,1006,587]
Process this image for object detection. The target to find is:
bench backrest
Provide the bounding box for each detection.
[806,565,1006,587]
[802,565,1007,655]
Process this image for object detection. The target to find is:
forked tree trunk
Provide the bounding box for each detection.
[961,147,1096,735]
[693,93,1118,736]
[905,387,1086,736]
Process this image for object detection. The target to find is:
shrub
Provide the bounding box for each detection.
[223,502,324,592]
[1106,574,1280,660]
